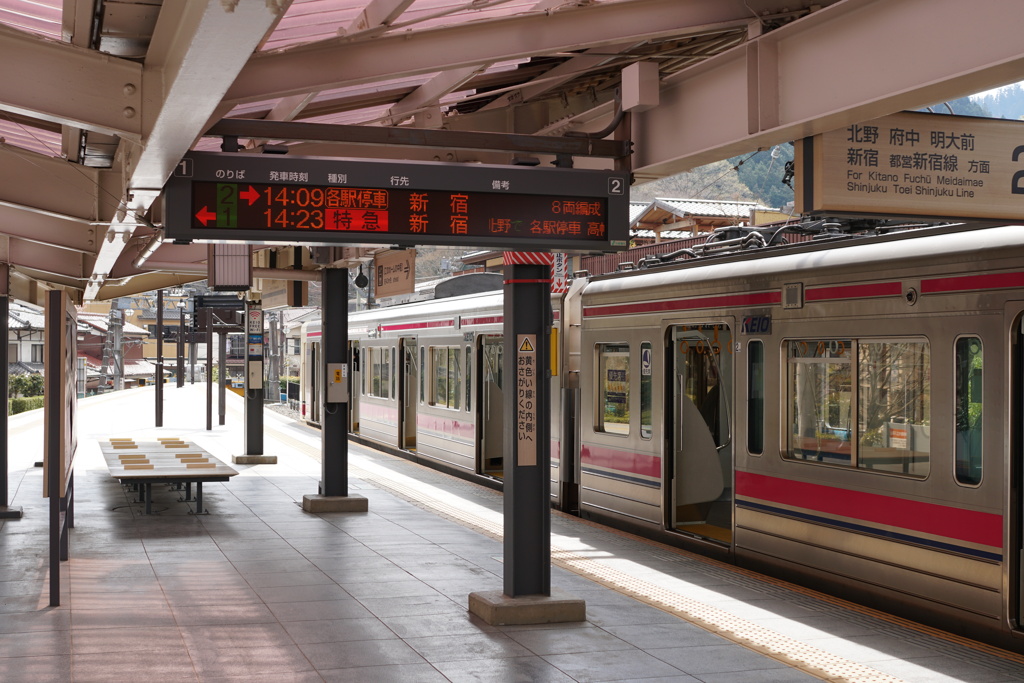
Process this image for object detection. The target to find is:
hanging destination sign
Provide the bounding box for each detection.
[164,152,629,252]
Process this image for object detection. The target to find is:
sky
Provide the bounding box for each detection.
[969,80,1024,100]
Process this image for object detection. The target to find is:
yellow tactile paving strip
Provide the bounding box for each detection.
[259,418,1024,681]
[344,457,904,683]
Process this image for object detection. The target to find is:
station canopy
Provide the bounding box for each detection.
[0,0,1020,301]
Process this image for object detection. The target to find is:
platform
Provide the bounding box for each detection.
[2,384,1024,682]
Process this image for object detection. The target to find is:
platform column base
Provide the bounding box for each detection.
[0,506,23,519]
[468,589,586,626]
[302,494,368,513]
[232,455,278,465]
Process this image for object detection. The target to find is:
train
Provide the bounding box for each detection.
[300,223,1024,651]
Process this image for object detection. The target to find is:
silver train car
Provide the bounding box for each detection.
[301,224,1024,650]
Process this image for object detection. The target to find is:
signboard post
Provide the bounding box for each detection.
[796,111,1024,220]
[236,301,275,463]
[164,152,628,252]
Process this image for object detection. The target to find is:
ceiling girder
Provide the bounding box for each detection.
[0,144,117,220]
[11,239,88,280]
[0,22,142,137]
[345,0,416,36]
[86,0,293,300]
[633,0,1024,178]
[0,205,97,254]
[206,118,629,157]
[385,67,483,127]
[225,0,779,104]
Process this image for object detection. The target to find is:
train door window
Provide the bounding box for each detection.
[857,341,930,476]
[640,342,653,439]
[465,346,472,410]
[748,340,764,455]
[430,346,462,410]
[597,343,630,435]
[788,340,853,464]
[367,346,390,399]
[391,347,397,398]
[954,336,983,486]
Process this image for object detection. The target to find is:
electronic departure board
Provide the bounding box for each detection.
[163,152,629,252]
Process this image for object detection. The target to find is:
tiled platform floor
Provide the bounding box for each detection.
[1,385,1023,682]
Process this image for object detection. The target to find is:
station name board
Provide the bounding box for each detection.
[795,111,1024,221]
[164,152,629,252]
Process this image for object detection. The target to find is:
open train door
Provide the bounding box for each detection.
[1011,307,1024,632]
[307,340,322,425]
[399,338,418,450]
[669,323,734,544]
[479,335,503,477]
[348,341,359,432]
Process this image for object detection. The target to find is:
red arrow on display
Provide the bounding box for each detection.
[195,207,217,226]
[239,186,260,205]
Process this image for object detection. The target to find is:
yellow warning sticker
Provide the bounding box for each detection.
[518,337,535,353]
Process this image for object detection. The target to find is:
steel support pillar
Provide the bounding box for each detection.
[303,267,366,512]
[321,267,348,496]
[205,309,213,431]
[469,261,583,625]
[176,306,185,388]
[503,263,551,598]
[218,331,226,426]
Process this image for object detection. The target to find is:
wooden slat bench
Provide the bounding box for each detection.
[100,438,238,514]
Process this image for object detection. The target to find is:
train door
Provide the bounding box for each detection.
[670,323,733,544]
[308,341,322,425]
[349,341,359,431]
[1012,309,1024,631]
[479,335,504,476]
[399,338,418,450]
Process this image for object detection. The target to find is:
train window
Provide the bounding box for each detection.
[597,343,630,435]
[640,342,653,439]
[420,346,425,403]
[430,346,462,410]
[786,339,930,477]
[748,340,764,455]
[788,340,853,465]
[367,346,390,399]
[391,347,397,398]
[858,341,930,476]
[954,337,983,486]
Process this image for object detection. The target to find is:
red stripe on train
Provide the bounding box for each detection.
[805,282,902,301]
[584,291,780,318]
[580,444,661,479]
[736,471,1002,548]
[462,316,502,326]
[922,271,1024,294]
[416,414,475,441]
[380,319,455,332]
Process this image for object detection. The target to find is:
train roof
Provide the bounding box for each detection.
[583,224,1024,297]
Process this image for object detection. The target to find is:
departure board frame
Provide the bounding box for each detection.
[163,152,630,252]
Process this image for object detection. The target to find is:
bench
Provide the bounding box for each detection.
[101,437,238,514]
